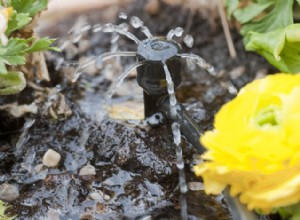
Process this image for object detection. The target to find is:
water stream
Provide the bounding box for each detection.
[162,62,188,220]
[105,61,145,102]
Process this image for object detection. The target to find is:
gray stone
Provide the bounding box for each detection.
[0,183,20,201]
[42,149,61,167]
[79,164,96,176]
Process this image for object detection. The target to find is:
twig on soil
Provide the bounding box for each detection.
[217,0,237,59]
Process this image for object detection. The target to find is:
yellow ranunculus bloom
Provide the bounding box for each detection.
[194,74,300,212]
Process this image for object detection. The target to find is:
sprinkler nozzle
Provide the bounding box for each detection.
[136,38,182,117]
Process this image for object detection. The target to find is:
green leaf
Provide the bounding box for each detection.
[241,0,294,36]
[24,38,60,53]
[246,24,300,73]
[233,2,274,24]
[6,12,32,36]
[0,200,15,219]
[0,62,7,73]
[10,0,48,17]
[278,202,300,220]
[246,29,285,61]
[225,0,239,18]
[0,38,28,66]
[0,71,26,95]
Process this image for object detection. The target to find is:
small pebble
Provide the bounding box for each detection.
[188,182,205,191]
[47,208,60,220]
[0,183,20,201]
[89,190,110,201]
[79,165,96,176]
[42,149,61,167]
[103,194,111,201]
[90,192,102,200]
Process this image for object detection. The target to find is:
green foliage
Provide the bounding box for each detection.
[0,0,59,95]
[225,0,300,73]
[276,202,300,220]
[0,72,26,96]
[0,200,14,220]
[10,0,48,16]
[6,13,32,35]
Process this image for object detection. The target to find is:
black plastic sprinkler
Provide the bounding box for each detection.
[136,38,181,117]
[136,37,206,154]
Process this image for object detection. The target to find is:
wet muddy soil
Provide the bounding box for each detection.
[0,1,276,219]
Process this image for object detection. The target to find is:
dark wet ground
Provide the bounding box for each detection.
[0,1,276,219]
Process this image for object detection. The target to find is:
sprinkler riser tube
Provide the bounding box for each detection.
[136,38,182,117]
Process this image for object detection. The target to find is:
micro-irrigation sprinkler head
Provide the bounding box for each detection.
[136,37,182,118]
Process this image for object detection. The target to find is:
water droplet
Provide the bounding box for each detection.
[93,24,102,33]
[141,26,153,38]
[177,162,184,169]
[167,82,174,94]
[186,58,196,70]
[227,81,238,95]
[103,23,115,32]
[174,27,184,37]
[55,85,62,92]
[207,64,217,76]
[118,23,129,31]
[80,24,91,32]
[72,71,82,83]
[170,95,177,107]
[119,12,127,20]
[111,34,120,44]
[184,35,194,48]
[166,29,175,40]
[130,16,143,29]
[196,58,206,68]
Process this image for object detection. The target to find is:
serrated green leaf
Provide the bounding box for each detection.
[0,71,26,95]
[245,24,300,73]
[225,0,239,18]
[241,0,294,36]
[6,12,32,36]
[233,2,274,24]
[0,38,28,65]
[10,0,48,17]
[24,38,59,53]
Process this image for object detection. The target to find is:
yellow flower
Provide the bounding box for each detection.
[194,73,300,213]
